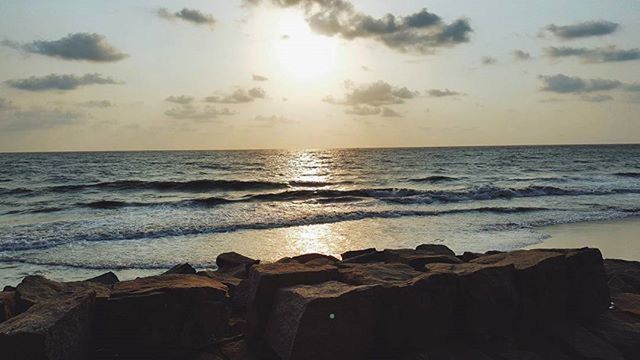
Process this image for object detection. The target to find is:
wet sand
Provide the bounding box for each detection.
[528,216,640,260]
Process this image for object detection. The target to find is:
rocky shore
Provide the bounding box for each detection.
[0,246,639,360]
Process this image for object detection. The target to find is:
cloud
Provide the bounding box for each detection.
[158,8,216,26]
[2,33,127,62]
[77,100,114,108]
[164,105,233,121]
[580,94,613,103]
[0,107,85,131]
[481,56,497,65]
[546,21,619,40]
[544,46,640,63]
[325,80,419,106]
[381,107,402,117]
[248,2,472,54]
[345,105,381,116]
[539,74,622,93]
[513,50,531,61]
[0,97,16,111]
[5,73,121,91]
[251,115,297,126]
[205,87,266,103]
[361,66,370,71]
[165,95,195,104]
[252,74,269,81]
[427,89,462,97]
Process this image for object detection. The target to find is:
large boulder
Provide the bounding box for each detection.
[15,275,110,313]
[471,250,569,326]
[426,261,519,340]
[384,249,462,270]
[340,248,385,264]
[605,259,640,295]
[415,244,456,257]
[290,253,339,266]
[95,274,229,357]
[339,262,457,352]
[0,291,95,360]
[0,291,16,323]
[244,262,338,346]
[612,293,640,320]
[341,248,377,260]
[84,272,119,286]
[197,270,243,295]
[265,281,380,360]
[163,262,196,275]
[216,252,259,272]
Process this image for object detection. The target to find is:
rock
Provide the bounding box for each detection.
[85,271,119,285]
[547,323,624,360]
[265,281,379,360]
[384,249,462,270]
[290,253,339,265]
[340,248,376,260]
[340,262,457,352]
[605,259,640,295]
[231,279,251,314]
[415,244,456,257]
[216,252,259,272]
[0,291,95,360]
[15,275,110,313]
[612,293,640,319]
[163,262,196,275]
[244,262,338,346]
[3,286,16,292]
[587,312,640,360]
[548,248,610,319]
[219,338,257,360]
[457,251,482,262]
[340,249,385,264]
[0,291,16,323]
[197,270,243,294]
[471,250,569,326]
[96,274,229,356]
[426,261,518,340]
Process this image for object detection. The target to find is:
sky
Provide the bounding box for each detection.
[0,0,639,152]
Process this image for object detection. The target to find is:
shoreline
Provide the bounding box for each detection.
[528,215,640,261]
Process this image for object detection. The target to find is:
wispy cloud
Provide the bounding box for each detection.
[481,56,497,65]
[158,8,216,27]
[513,49,531,61]
[539,74,622,93]
[1,33,127,62]
[5,73,122,91]
[0,107,85,131]
[165,95,195,105]
[544,46,640,63]
[427,89,462,97]
[205,88,266,104]
[77,100,114,108]
[164,105,233,121]
[545,20,619,39]
[252,74,269,81]
[324,80,419,107]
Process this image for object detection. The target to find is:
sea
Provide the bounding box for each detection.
[1,145,639,285]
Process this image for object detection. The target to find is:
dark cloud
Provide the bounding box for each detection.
[539,74,622,93]
[249,2,472,54]
[252,74,269,81]
[2,33,127,62]
[544,46,640,63]
[77,100,114,108]
[381,107,402,117]
[0,107,85,131]
[205,87,266,103]
[481,56,497,65]
[164,105,233,121]
[5,73,121,91]
[158,8,216,26]
[324,80,419,106]
[546,21,619,39]
[165,95,195,104]
[580,94,613,103]
[513,50,531,61]
[427,89,461,97]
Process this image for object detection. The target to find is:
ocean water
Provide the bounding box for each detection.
[1,145,639,285]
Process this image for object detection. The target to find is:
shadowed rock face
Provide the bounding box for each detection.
[85,272,119,286]
[0,291,16,323]
[14,275,110,313]
[0,291,95,360]
[217,252,259,272]
[265,281,379,360]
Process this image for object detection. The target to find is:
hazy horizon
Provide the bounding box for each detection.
[1,0,639,152]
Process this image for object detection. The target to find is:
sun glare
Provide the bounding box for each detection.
[274,12,338,81]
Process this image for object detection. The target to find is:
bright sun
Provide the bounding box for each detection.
[274,13,338,81]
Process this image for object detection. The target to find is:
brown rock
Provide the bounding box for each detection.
[547,323,624,360]
[163,262,196,275]
[197,270,243,294]
[244,262,338,346]
[219,338,257,360]
[384,249,462,270]
[0,291,95,360]
[0,291,16,323]
[457,251,482,262]
[605,259,640,295]
[291,253,339,264]
[587,312,640,360]
[340,249,385,264]
[97,274,229,356]
[265,281,379,360]
[216,252,259,271]
[231,279,251,314]
[340,248,377,260]
[15,275,109,313]
[415,243,456,257]
[426,261,518,340]
[471,250,569,326]
[612,292,640,320]
[85,271,119,285]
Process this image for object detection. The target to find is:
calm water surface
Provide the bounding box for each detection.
[1,145,639,285]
